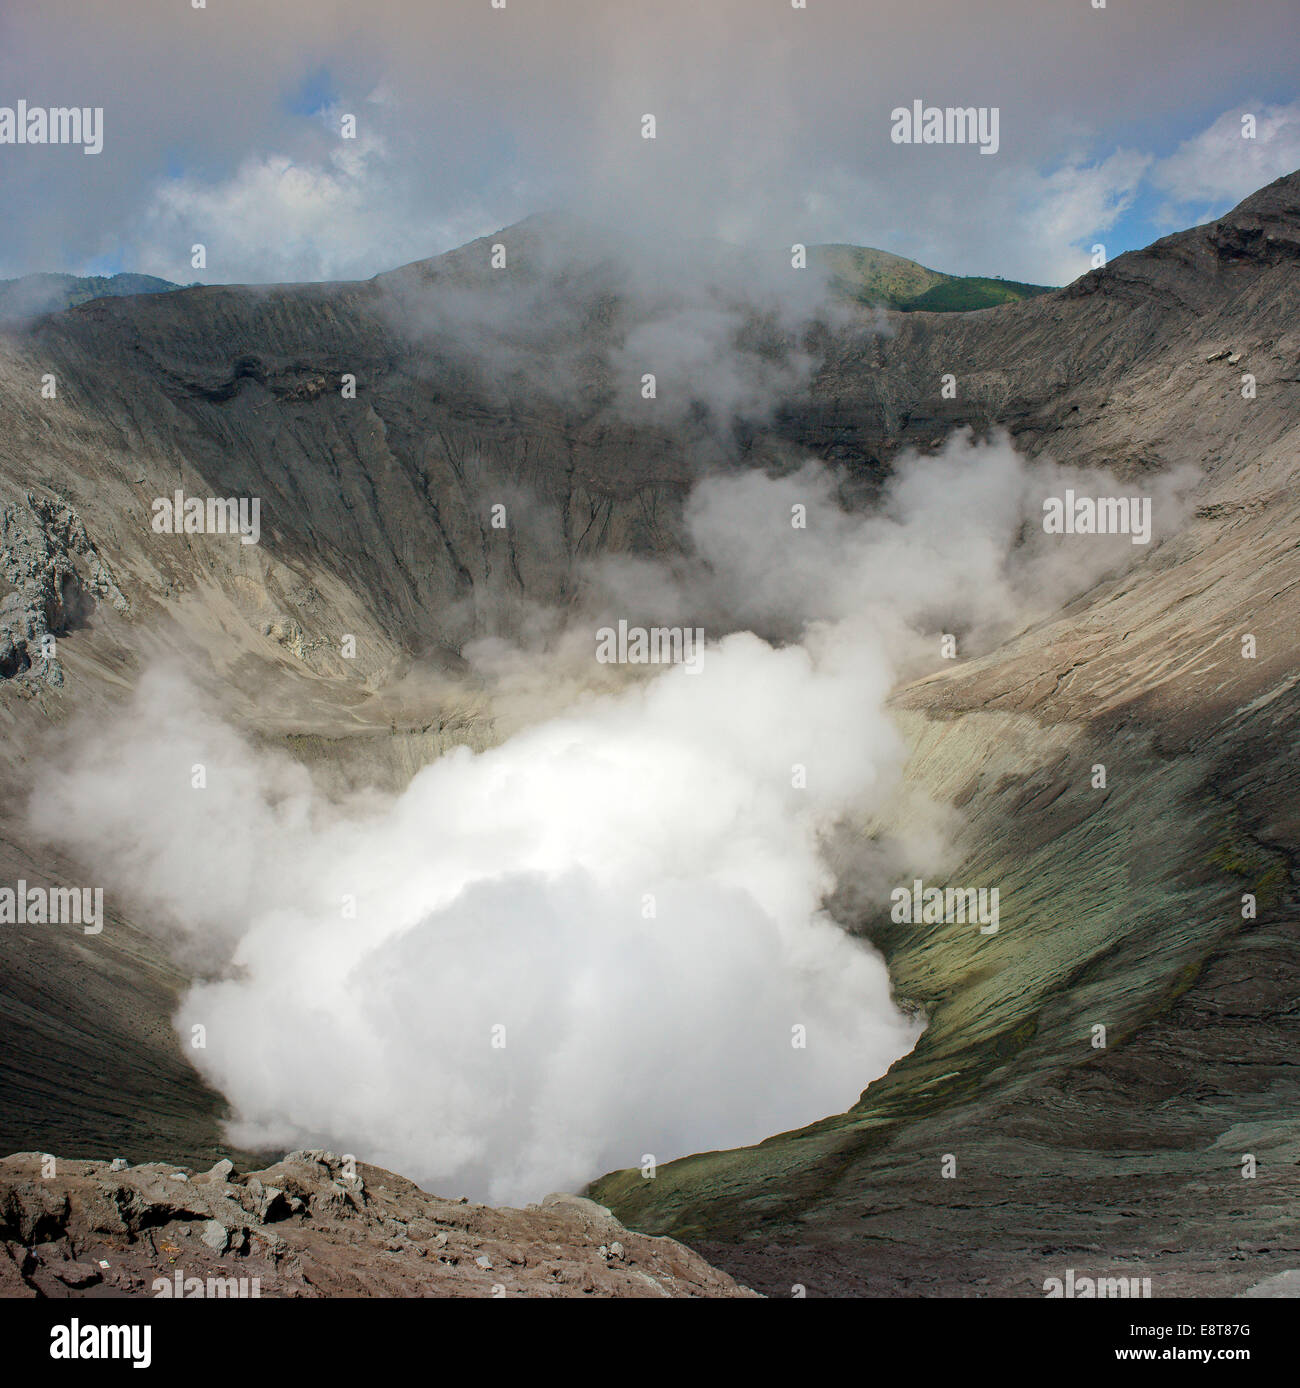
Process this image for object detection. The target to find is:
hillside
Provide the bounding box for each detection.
[592,174,1300,1294]
[0,272,181,325]
[0,244,1043,329]
[812,242,1053,311]
[0,172,1296,1295]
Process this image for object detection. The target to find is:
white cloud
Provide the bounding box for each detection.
[1009,148,1153,283]
[132,115,495,284]
[5,0,1297,284]
[1152,101,1300,213]
[30,435,1198,1202]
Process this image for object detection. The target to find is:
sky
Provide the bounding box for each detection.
[0,0,1298,287]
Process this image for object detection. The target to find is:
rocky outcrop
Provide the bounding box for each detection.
[0,493,127,683]
[0,1151,755,1298]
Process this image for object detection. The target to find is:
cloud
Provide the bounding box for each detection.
[31,646,920,1204]
[27,433,1198,1202]
[132,106,494,285]
[1009,149,1153,284]
[372,212,856,450]
[2,0,1297,282]
[1151,100,1300,216]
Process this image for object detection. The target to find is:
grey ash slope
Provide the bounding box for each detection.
[0,173,1297,1295]
[593,173,1300,1295]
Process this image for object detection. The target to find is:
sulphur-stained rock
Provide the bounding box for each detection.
[0,1151,757,1297]
[0,493,128,686]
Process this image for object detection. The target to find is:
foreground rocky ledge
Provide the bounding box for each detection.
[0,1151,756,1298]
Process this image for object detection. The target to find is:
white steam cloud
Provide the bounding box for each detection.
[377,214,861,446]
[29,433,1196,1203]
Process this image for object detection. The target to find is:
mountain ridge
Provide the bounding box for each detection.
[0,170,1296,1296]
[0,272,183,325]
[0,228,1052,328]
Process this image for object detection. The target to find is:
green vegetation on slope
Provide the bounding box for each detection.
[812,243,1053,313]
[903,274,1053,311]
[0,272,182,323]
